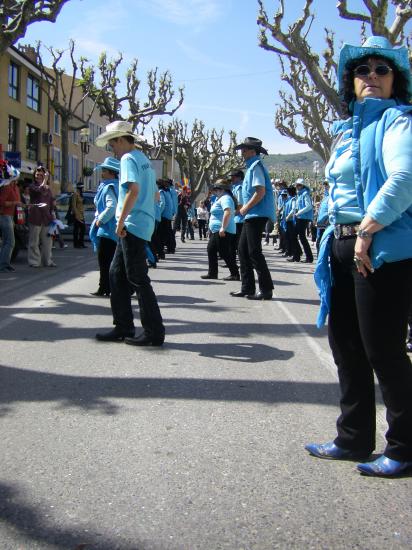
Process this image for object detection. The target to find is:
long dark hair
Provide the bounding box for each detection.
[340,54,411,117]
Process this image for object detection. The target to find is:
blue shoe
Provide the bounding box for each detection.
[305,441,371,461]
[357,456,412,477]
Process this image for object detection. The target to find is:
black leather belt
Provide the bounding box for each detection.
[333,223,360,239]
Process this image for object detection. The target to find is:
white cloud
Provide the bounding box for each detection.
[134,0,222,25]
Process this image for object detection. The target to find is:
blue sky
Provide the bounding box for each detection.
[19,0,408,154]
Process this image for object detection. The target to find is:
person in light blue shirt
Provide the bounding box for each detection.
[95,120,164,347]
[89,156,119,297]
[200,179,239,281]
[158,179,174,256]
[284,186,301,262]
[229,137,274,300]
[294,178,314,263]
[306,37,412,477]
[229,169,244,254]
[315,180,330,253]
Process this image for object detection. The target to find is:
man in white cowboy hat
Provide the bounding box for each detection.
[230,137,275,300]
[95,120,165,346]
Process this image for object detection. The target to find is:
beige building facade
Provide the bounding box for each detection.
[0,45,111,194]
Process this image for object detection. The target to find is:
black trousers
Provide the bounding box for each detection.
[73,219,85,247]
[286,221,301,260]
[264,219,274,243]
[329,236,412,460]
[198,219,207,239]
[238,217,273,294]
[234,222,243,256]
[97,236,117,294]
[109,231,164,338]
[159,218,174,254]
[207,231,238,277]
[278,225,286,252]
[174,207,188,240]
[296,218,313,261]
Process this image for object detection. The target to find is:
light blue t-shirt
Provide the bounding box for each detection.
[326,139,362,225]
[232,182,244,224]
[116,149,156,241]
[208,193,236,234]
[242,156,275,221]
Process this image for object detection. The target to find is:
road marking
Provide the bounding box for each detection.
[272,298,388,438]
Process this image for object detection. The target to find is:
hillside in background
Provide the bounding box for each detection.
[264,150,325,180]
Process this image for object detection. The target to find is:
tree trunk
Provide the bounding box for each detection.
[60,116,70,193]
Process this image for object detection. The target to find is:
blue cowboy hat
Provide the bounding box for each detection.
[338,36,412,97]
[94,156,120,173]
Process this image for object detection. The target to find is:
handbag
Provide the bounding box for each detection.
[15,205,25,225]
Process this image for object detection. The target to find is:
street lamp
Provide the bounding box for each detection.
[80,127,90,189]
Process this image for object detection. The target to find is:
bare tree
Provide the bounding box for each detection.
[35,40,101,192]
[79,52,184,132]
[257,0,412,159]
[152,119,240,201]
[0,0,70,54]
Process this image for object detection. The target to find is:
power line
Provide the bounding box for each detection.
[176,69,277,84]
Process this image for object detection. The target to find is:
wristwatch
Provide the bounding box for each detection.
[357,228,372,239]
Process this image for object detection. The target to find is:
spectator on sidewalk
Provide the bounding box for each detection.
[196,200,209,240]
[0,164,21,273]
[28,166,56,268]
[72,182,87,249]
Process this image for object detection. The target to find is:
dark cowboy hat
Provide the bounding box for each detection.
[212,177,232,190]
[229,169,244,179]
[234,137,268,155]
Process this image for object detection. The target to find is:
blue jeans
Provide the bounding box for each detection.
[0,215,15,269]
[109,231,165,338]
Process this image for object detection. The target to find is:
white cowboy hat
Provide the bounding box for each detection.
[95,120,146,147]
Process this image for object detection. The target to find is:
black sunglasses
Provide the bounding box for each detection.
[354,64,393,77]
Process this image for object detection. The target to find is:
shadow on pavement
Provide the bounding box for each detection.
[0,364,340,417]
[0,481,141,550]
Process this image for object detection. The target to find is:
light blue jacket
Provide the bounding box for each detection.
[332,98,412,268]
[94,179,118,242]
[315,98,412,327]
[160,189,173,220]
[316,191,329,227]
[296,187,313,221]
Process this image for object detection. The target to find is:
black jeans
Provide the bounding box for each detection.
[109,231,165,338]
[159,218,174,254]
[207,232,238,277]
[238,217,273,294]
[286,221,301,260]
[97,236,117,294]
[198,219,207,239]
[73,219,85,247]
[296,218,313,261]
[329,236,412,460]
[174,207,187,240]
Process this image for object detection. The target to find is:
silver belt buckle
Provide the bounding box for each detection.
[333,225,342,239]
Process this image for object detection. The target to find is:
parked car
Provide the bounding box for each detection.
[55,191,96,237]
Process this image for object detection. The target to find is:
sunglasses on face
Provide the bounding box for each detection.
[354,64,393,77]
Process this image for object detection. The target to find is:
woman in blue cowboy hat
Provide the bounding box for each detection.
[89,156,119,297]
[306,36,412,477]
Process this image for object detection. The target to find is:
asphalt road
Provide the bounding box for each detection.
[1,238,411,550]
